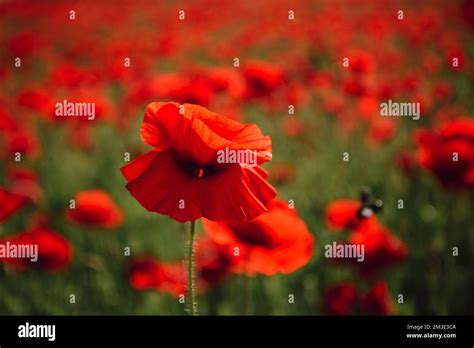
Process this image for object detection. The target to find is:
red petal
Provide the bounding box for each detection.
[325,199,360,231]
[121,149,276,222]
[140,102,272,166]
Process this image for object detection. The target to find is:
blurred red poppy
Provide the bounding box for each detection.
[121,102,276,222]
[203,198,314,276]
[1,227,72,272]
[326,195,407,277]
[208,67,246,99]
[415,118,474,190]
[324,280,394,315]
[243,60,285,98]
[367,119,397,146]
[195,237,235,290]
[360,281,393,315]
[0,187,28,223]
[346,49,376,74]
[128,239,235,297]
[17,87,53,115]
[323,282,358,315]
[7,167,42,202]
[128,257,184,297]
[66,189,124,229]
[349,219,408,277]
[325,199,370,231]
[4,129,41,159]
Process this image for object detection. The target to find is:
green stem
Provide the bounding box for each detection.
[187,220,197,316]
[242,274,250,315]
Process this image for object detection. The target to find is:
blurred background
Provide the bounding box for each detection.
[0,0,473,315]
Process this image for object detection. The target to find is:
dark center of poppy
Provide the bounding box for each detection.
[227,221,281,249]
[178,158,222,179]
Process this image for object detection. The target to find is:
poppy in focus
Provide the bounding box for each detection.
[121,102,276,222]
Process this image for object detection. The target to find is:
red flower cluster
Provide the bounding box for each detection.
[326,198,408,277]
[323,193,407,315]
[324,281,393,315]
[128,238,235,297]
[415,118,474,190]
[127,198,314,295]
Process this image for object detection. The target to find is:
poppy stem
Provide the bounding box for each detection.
[187,220,198,316]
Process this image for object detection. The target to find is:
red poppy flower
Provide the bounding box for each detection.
[0,107,16,132]
[415,118,474,190]
[367,118,397,146]
[396,150,418,174]
[208,67,246,99]
[348,220,408,277]
[121,102,276,222]
[346,49,376,74]
[49,63,91,89]
[1,227,72,272]
[285,82,310,107]
[360,281,393,315]
[4,129,41,159]
[128,257,185,298]
[7,167,42,202]
[17,87,53,115]
[323,282,358,315]
[128,241,234,297]
[357,96,379,120]
[66,189,124,229]
[325,199,371,231]
[7,31,42,57]
[243,60,285,98]
[149,72,214,107]
[202,198,314,276]
[342,77,367,96]
[324,281,394,315]
[0,187,28,223]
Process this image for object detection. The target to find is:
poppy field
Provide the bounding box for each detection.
[1,0,474,317]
